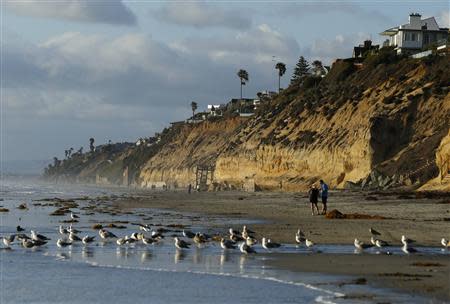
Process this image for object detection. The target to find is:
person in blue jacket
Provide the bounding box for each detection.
[319,180,329,215]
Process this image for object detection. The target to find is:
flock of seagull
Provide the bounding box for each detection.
[2,215,449,256]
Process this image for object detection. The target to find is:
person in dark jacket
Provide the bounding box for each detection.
[319,179,329,215]
[308,185,320,215]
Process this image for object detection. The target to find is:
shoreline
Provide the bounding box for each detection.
[113,189,450,301]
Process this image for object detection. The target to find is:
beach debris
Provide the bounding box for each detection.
[0,208,10,212]
[325,209,387,220]
[92,224,103,230]
[17,203,28,210]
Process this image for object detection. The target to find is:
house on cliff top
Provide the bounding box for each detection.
[380,13,449,54]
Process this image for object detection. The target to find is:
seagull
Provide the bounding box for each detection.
[174,237,190,249]
[70,212,79,219]
[138,224,151,232]
[31,230,50,241]
[16,233,31,241]
[68,225,81,234]
[295,229,306,244]
[31,239,47,247]
[305,239,315,248]
[2,235,15,247]
[69,232,82,242]
[242,225,255,235]
[354,238,372,250]
[401,235,416,246]
[99,229,117,239]
[193,233,206,244]
[229,228,240,236]
[262,237,281,249]
[57,238,72,248]
[130,232,141,240]
[441,238,449,248]
[124,236,136,244]
[22,239,35,248]
[402,243,417,254]
[182,230,195,238]
[246,236,257,246]
[16,225,25,232]
[369,228,381,236]
[59,225,69,235]
[230,234,244,242]
[220,238,236,249]
[151,231,164,240]
[375,239,389,248]
[82,235,95,245]
[116,237,126,246]
[142,237,156,245]
[239,242,256,254]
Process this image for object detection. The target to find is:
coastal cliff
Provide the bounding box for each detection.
[45,54,450,191]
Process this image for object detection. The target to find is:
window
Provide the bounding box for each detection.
[411,33,416,41]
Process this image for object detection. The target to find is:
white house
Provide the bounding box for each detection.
[380,13,449,54]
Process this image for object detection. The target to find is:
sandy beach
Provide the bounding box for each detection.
[114,189,450,301]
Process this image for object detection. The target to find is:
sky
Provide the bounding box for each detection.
[1,0,449,162]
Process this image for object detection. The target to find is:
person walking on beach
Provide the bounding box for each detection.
[319,179,329,215]
[308,185,320,215]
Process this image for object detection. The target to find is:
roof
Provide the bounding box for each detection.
[380,16,444,36]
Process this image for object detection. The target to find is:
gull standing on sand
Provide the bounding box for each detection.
[220,238,236,249]
[295,229,306,244]
[354,238,372,250]
[174,237,190,249]
[239,242,256,254]
[441,238,449,248]
[59,225,69,235]
[369,228,381,236]
[371,236,389,247]
[22,239,35,248]
[139,224,151,232]
[305,239,315,248]
[70,212,79,220]
[401,235,416,246]
[402,243,418,254]
[142,236,156,245]
[68,225,81,234]
[262,238,281,250]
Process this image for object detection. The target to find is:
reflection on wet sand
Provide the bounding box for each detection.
[174,248,186,264]
[140,250,152,263]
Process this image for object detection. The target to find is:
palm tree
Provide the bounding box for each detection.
[89,137,95,152]
[190,101,198,118]
[275,62,286,93]
[237,69,249,99]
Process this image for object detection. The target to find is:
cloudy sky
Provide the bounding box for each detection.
[1,0,449,162]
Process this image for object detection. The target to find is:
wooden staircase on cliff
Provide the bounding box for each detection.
[195,164,215,191]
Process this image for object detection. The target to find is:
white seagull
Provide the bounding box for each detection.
[69,232,82,242]
[57,238,72,248]
[2,235,15,247]
[401,235,415,246]
[354,238,372,250]
[59,225,69,235]
[70,212,79,219]
[183,230,195,238]
[245,236,257,246]
[31,230,50,241]
[295,229,305,244]
[99,229,117,240]
[441,238,449,248]
[305,239,315,248]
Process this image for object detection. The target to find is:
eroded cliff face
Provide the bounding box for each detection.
[138,56,450,191]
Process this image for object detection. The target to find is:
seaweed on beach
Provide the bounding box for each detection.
[325,209,387,220]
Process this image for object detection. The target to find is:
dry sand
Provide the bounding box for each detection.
[114,189,450,300]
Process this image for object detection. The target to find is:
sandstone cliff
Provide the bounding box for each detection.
[45,53,450,191]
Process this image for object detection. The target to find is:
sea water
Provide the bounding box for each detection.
[0,178,446,304]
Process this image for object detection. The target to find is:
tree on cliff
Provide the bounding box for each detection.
[291,56,309,84]
[191,101,198,118]
[237,69,249,99]
[89,137,95,153]
[275,62,286,93]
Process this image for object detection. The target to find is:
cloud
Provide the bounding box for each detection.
[437,10,450,27]
[153,2,251,30]
[5,0,136,25]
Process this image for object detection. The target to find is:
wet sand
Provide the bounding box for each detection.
[114,189,450,301]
